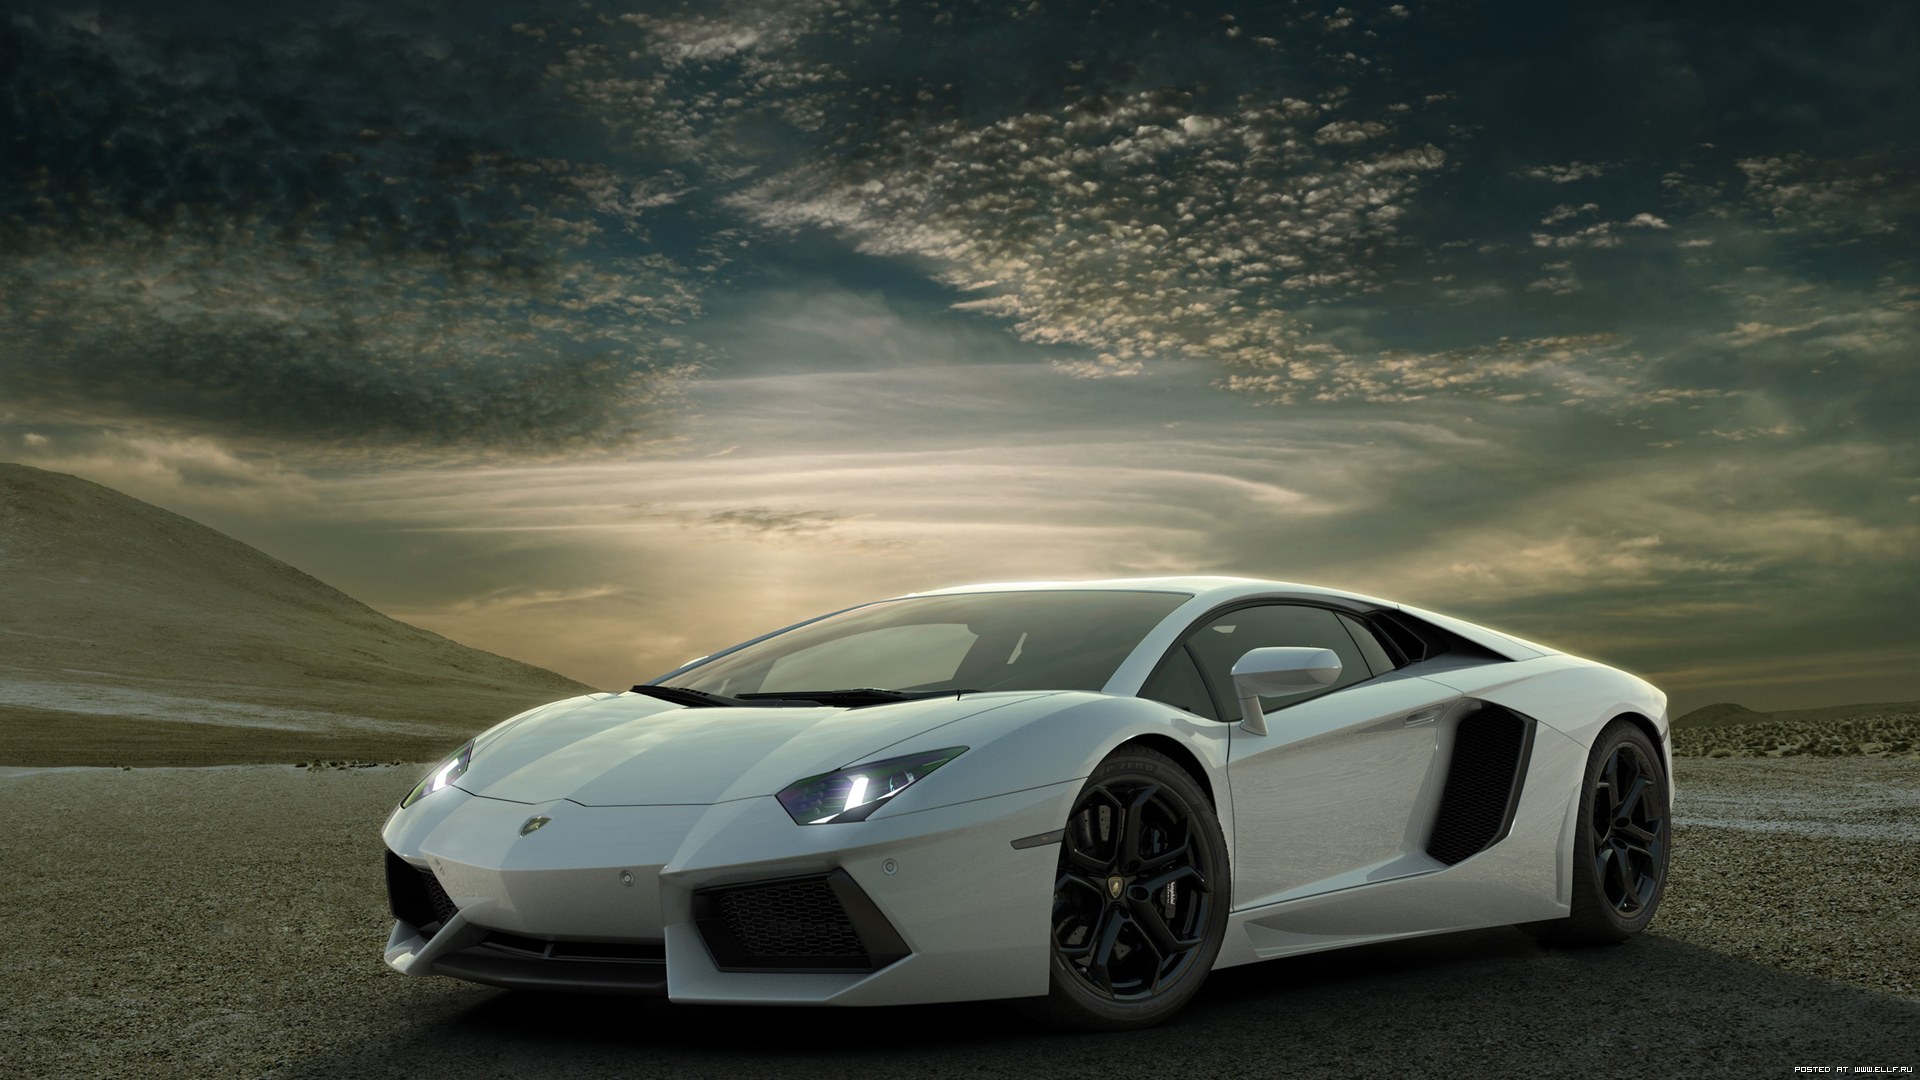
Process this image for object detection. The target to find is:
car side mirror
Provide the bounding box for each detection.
[1230,647,1342,735]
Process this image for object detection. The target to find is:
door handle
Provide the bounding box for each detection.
[1402,707,1443,727]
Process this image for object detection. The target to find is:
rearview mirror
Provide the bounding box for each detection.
[1230,647,1341,735]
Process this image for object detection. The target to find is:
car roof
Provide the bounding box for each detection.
[903,575,1401,611]
[904,577,1556,670]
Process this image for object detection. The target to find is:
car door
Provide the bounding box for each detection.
[1183,604,1460,910]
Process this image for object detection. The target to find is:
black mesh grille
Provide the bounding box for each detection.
[384,850,435,928]
[1427,708,1530,865]
[383,849,462,930]
[418,867,460,926]
[716,877,864,959]
[693,870,909,972]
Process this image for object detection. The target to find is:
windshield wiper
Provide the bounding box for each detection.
[628,685,754,709]
[735,687,976,708]
[629,685,838,709]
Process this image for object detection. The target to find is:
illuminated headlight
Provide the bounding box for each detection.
[777,747,967,825]
[400,741,473,809]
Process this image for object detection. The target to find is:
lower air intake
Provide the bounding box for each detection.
[1426,706,1533,866]
[384,850,459,932]
[693,869,909,973]
[717,877,862,957]
[419,867,460,926]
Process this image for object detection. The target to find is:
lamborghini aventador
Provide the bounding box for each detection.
[380,577,1671,1029]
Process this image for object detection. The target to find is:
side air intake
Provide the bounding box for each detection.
[1426,706,1533,866]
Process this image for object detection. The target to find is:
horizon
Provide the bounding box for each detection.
[3,1,1915,717]
[4,455,1910,720]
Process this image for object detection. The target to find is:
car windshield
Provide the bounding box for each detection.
[662,590,1191,698]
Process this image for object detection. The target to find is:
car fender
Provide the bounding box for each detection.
[1418,655,1668,749]
[862,691,1236,858]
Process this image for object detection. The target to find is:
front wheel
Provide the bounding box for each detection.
[1012,746,1229,1030]
[1527,719,1670,944]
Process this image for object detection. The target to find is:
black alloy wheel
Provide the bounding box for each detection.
[1527,719,1670,944]
[1015,746,1229,1030]
[1592,738,1666,918]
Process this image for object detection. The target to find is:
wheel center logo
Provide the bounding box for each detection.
[519,815,552,836]
[1107,874,1124,899]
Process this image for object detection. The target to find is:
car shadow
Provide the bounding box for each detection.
[285,928,1919,1078]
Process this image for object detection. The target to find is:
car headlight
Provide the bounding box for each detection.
[776,747,967,825]
[400,741,473,809]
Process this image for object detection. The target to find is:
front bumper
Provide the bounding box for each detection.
[381,779,1077,1005]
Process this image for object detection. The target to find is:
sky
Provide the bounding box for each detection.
[2,0,1915,715]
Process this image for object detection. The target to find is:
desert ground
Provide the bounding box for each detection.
[3,755,1915,1080]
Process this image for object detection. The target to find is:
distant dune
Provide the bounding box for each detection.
[0,463,593,766]
[1672,698,1920,759]
[1674,699,1920,729]
[1672,702,1769,728]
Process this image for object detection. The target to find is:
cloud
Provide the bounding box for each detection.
[1519,161,1611,183]
[0,11,706,453]
[5,0,1918,716]
[1294,436,1920,704]
[5,428,326,515]
[1541,203,1600,225]
[539,4,1461,404]
[1734,154,1915,236]
[1527,212,1670,248]
[727,86,1454,392]
[1212,332,1717,412]
[1530,223,1623,248]
[702,507,848,536]
[1315,120,1389,145]
[1052,356,1146,379]
[18,0,1895,451]
[279,363,1920,708]
[1723,320,1821,346]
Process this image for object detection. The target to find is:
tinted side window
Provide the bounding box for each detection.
[1185,604,1371,721]
[1338,614,1396,676]
[1138,646,1219,720]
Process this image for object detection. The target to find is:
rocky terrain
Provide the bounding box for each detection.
[1673,710,1920,758]
[1672,699,1920,759]
[0,463,591,765]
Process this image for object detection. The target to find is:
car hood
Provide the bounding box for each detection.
[454,690,1057,806]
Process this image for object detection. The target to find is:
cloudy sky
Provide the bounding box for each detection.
[3,0,1914,714]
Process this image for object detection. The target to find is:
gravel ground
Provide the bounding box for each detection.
[2,758,1916,1079]
[1656,757,1920,1000]
[1672,711,1920,759]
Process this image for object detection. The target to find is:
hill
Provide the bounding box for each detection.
[1671,698,1920,759]
[0,463,592,766]
[1674,700,1920,729]
[1671,702,1768,729]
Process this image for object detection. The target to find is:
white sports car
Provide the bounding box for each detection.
[381,577,1671,1029]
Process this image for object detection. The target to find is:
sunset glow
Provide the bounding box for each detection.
[4,1,1914,713]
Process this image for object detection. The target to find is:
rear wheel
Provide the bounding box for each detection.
[1013,746,1229,1030]
[1528,720,1670,944]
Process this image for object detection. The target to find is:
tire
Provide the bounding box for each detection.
[1527,719,1670,944]
[1012,746,1230,1031]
